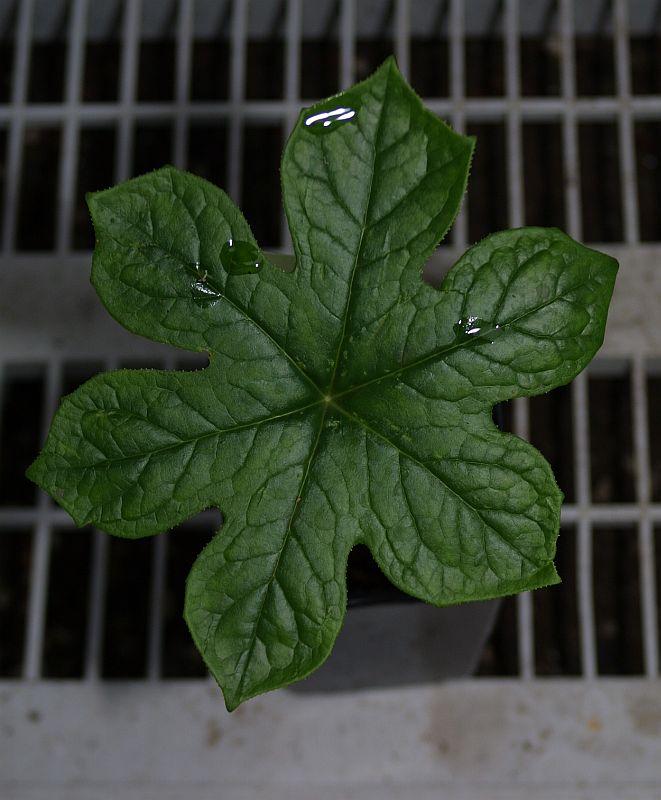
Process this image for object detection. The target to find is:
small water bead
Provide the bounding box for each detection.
[453,316,503,344]
[304,105,357,134]
[220,238,262,275]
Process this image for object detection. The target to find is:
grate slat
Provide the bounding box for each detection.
[394,0,410,78]
[449,0,467,250]
[173,0,194,169]
[614,0,640,245]
[22,361,62,679]
[340,0,356,90]
[227,0,248,203]
[116,0,141,182]
[1,0,33,254]
[632,355,659,677]
[55,0,87,255]
[84,530,108,680]
[280,0,301,248]
[504,0,535,680]
[573,372,597,677]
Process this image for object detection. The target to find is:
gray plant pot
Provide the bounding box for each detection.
[294,598,501,693]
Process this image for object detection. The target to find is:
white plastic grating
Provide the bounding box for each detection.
[1,1,661,797]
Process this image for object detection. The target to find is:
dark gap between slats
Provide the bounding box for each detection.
[523,122,565,229]
[42,528,92,677]
[0,12,14,103]
[520,34,561,97]
[530,385,575,504]
[0,127,6,248]
[73,128,116,250]
[589,371,635,503]
[410,38,449,98]
[466,121,507,244]
[476,595,519,676]
[534,525,581,675]
[630,35,661,95]
[578,122,623,242]
[300,40,339,100]
[649,375,661,502]
[102,536,153,678]
[27,5,68,103]
[241,124,283,248]
[162,523,214,677]
[356,40,393,83]
[0,366,45,506]
[133,124,173,176]
[16,127,61,251]
[594,526,644,676]
[83,40,121,102]
[465,0,504,101]
[0,530,32,677]
[575,35,615,96]
[635,121,661,242]
[187,124,228,188]
[246,40,284,100]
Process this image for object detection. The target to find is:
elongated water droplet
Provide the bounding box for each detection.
[220,238,262,275]
[192,280,222,305]
[304,104,357,134]
[453,316,502,344]
[103,410,125,421]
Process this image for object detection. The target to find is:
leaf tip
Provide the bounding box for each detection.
[85,189,101,215]
[603,251,620,279]
[24,456,60,508]
[223,692,242,713]
[534,561,562,590]
[24,455,42,487]
[381,53,399,72]
[24,456,70,524]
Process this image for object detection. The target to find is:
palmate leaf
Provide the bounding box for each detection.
[28,58,617,710]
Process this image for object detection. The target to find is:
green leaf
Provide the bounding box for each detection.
[27,58,617,710]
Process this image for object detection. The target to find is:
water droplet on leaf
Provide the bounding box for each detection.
[220,238,262,275]
[304,105,357,134]
[192,280,222,305]
[453,316,502,344]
